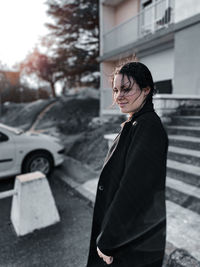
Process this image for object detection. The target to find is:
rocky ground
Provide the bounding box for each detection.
[0,92,126,172]
[1,99,55,130]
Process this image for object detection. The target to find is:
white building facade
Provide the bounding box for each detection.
[99,0,200,118]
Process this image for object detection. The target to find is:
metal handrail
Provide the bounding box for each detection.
[0,189,17,200]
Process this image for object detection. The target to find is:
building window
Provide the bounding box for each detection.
[142,0,153,8]
[155,80,172,94]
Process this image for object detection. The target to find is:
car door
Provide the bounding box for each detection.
[0,130,16,174]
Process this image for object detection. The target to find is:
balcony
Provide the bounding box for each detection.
[103,0,174,55]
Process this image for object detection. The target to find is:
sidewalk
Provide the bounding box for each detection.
[58,156,200,266]
[57,156,99,206]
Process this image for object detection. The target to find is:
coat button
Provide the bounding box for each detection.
[98,185,104,191]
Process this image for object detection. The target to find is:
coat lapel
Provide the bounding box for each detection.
[102,122,130,169]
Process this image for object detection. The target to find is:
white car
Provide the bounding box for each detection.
[0,123,65,178]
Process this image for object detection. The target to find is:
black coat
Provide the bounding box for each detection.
[86,100,169,267]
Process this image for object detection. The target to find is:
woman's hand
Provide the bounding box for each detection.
[97,247,113,265]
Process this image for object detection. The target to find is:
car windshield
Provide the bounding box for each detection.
[0,123,24,135]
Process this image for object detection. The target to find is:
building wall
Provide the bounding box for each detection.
[100,4,115,56]
[99,0,200,116]
[174,21,200,95]
[100,61,120,115]
[1,71,20,86]
[115,0,139,26]
[101,0,140,55]
[175,0,200,23]
[102,5,115,32]
[140,49,174,83]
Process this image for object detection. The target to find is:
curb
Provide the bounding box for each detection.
[57,169,96,207]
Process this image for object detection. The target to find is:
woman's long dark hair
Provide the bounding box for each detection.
[111,61,157,103]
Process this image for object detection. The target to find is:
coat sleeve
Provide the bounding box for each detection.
[96,119,168,256]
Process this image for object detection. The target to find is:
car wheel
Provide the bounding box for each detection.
[23,152,53,176]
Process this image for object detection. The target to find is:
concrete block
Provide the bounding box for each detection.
[11,171,60,236]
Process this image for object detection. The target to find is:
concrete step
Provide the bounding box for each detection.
[167,125,200,138]
[179,108,200,116]
[168,135,200,151]
[167,159,200,187]
[168,146,200,167]
[170,116,200,126]
[166,200,200,261]
[167,177,200,200]
[166,177,200,214]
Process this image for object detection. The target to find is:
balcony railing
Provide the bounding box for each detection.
[103,0,174,54]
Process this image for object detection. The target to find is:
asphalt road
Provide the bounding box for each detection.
[0,171,93,267]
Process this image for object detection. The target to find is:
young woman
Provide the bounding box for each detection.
[86,62,169,267]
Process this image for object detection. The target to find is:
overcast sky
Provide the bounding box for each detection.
[0,0,50,69]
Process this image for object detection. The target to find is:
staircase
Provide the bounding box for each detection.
[165,106,200,261]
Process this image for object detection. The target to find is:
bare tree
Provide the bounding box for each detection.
[20,48,61,97]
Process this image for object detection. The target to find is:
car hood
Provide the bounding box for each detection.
[22,131,61,144]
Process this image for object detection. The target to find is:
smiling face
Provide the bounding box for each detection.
[113,74,150,116]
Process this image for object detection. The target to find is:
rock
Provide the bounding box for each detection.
[167,249,200,267]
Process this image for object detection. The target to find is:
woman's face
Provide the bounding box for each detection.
[113,74,150,115]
